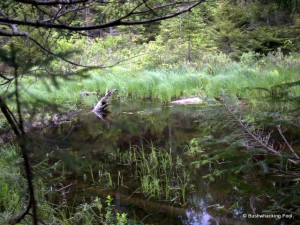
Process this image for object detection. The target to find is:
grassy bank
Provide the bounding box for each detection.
[0,52,299,133]
[18,55,300,107]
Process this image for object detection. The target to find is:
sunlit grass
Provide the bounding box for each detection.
[19,69,203,110]
[205,67,300,100]
[87,69,203,102]
[13,61,300,113]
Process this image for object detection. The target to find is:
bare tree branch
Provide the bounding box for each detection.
[0,30,28,37]
[16,0,90,6]
[277,125,300,160]
[0,1,207,224]
[0,1,205,32]
[222,101,281,156]
[0,56,38,224]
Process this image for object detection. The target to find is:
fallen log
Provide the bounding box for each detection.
[171,97,203,105]
[86,188,187,217]
[92,89,117,113]
[85,188,252,225]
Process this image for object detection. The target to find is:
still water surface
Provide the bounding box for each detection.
[31,100,289,225]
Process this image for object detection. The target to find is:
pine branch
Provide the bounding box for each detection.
[222,101,281,156]
[277,125,300,160]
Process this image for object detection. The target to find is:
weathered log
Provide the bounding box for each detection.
[86,188,187,216]
[92,89,117,112]
[171,97,203,105]
[85,188,252,225]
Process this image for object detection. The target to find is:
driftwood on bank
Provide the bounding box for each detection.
[92,89,117,113]
[171,97,203,105]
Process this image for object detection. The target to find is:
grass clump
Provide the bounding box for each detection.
[119,143,190,204]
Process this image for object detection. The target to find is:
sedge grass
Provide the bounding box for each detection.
[16,68,204,113]
[119,143,191,204]
[3,59,299,115]
[204,67,300,108]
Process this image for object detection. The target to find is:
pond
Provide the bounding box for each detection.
[29,99,295,225]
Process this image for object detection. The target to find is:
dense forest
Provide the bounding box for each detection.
[1,0,300,224]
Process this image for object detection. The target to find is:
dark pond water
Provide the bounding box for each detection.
[30,100,295,225]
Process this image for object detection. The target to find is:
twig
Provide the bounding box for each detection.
[277,125,300,160]
[0,1,205,31]
[223,102,280,155]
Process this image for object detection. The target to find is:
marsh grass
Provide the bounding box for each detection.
[19,64,300,111]
[87,69,203,102]
[205,67,300,98]
[1,51,298,122]
[119,143,190,204]
[14,68,204,114]
[58,196,128,225]
[0,144,58,224]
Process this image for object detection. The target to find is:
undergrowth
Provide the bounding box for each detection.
[0,144,130,225]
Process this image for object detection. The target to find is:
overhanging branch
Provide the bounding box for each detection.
[16,0,90,6]
[0,30,28,37]
[0,0,205,32]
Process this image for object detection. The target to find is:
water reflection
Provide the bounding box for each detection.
[29,100,292,224]
[184,210,216,225]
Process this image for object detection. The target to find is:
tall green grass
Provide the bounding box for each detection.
[205,67,300,98]
[118,143,190,204]
[20,68,204,109]
[11,52,300,112]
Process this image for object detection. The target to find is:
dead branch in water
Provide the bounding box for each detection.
[221,99,299,162]
[92,89,117,113]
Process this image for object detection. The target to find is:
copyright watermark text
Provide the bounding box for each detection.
[242,213,293,220]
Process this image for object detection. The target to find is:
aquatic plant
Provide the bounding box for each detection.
[118,143,191,204]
